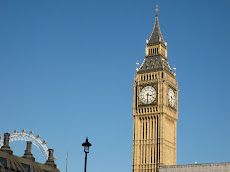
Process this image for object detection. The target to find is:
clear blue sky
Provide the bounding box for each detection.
[0,0,230,172]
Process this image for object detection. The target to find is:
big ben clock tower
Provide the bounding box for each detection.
[132,6,178,172]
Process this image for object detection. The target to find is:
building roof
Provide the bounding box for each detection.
[0,151,59,172]
[159,162,230,172]
[137,55,174,76]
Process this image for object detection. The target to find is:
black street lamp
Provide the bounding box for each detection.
[82,137,92,172]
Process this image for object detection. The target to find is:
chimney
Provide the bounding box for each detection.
[0,133,13,155]
[45,148,57,168]
[22,141,35,161]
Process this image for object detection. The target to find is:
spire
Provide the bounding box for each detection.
[148,5,165,45]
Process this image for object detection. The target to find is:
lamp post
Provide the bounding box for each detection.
[82,137,91,172]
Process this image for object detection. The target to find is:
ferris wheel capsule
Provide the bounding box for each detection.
[29,131,34,135]
[0,136,3,140]
[14,130,18,133]
[36,135,41,139]
[42,140,47,144]
[22,129,26,133]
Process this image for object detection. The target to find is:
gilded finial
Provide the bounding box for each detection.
[155,5,159,16]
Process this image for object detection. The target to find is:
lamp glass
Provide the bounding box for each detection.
[84,146,89,153]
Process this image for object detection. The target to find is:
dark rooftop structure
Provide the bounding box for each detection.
[147,6,165,46]
[136,5,174,77]
[0,132,60,172]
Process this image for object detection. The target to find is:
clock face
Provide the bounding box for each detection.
[168,88,176,107]
[139,86,157,104]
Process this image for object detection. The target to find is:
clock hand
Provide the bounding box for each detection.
[146,93,149,103]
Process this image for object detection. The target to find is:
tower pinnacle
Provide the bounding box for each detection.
[139,5,171,74]
[148,5,164,45]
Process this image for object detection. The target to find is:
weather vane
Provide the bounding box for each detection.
[155,5,159,16]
